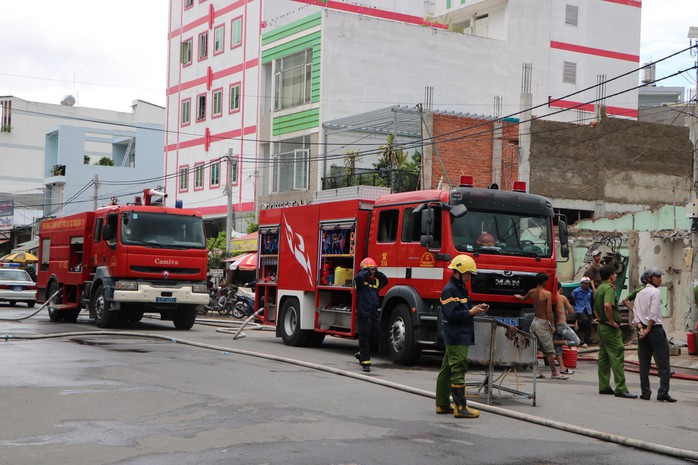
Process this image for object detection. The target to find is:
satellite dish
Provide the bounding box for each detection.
[60,95,76,106]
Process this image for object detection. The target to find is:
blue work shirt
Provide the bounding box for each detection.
[571,286,593,315]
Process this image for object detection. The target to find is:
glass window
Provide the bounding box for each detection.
[194,164,204,189]
[214,25,224,53]
[179,167,189,191]
[180,39,193,65]
[120,212,206,249]
[212,89,222,116]
[401,207,421,242]
[272,136,309,193]
[181,99,190,125]
[198,32,208,60]
[210,160,220,186]
[229,84,240,112]
[93,218,103,243]
[106,214,118,245]
[231,17,242,47]
[197,94,206,121]
[274,49,312,110]
[231,157,238,184]
[451,210,552,257]
[184,0,193,8]
[377,210,399,243]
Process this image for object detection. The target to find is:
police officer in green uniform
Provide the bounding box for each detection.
[594,266,637,398]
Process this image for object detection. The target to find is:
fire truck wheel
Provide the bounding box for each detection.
[63,309,80,322]
[280,298,312,346]
[92,285,116,328]
[308,332,326,347]
[387,303,421,366]
[46,281,63,322]
[26,301,36,308]
[172,305,198,330]
[9,301,17,307]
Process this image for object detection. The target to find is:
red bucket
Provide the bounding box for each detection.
[562,346,578,369]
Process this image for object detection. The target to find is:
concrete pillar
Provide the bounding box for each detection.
[492,122,502,186]
[518,93,532,185]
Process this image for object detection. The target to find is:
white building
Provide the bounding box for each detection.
[0,96,165,220]
[165,0,641,217]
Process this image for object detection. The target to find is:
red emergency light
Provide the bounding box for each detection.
[512,181,527,192]
[459,175,474,187]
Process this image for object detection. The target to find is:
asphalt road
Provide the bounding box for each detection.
[1,304,696,465]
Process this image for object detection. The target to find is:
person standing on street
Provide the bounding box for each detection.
[632,267,676,402]
[594,266,637,398]
[435,255,489,418]
[571,276,594,347]
[553,282,580,375]
[354,257,388,373]
[585,250,603,291]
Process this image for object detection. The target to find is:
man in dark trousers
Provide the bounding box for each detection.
[632,267,676,402]
[435,255,489,418]
[354,257,388,373]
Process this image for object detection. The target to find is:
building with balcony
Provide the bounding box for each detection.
[165,0,641,219]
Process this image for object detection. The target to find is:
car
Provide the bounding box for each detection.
[0,268,37,307]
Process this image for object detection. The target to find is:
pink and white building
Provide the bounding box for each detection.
[165,0,642,226]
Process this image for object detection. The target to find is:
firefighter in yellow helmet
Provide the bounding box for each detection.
[435,254,489,418]
[354,257,388,372]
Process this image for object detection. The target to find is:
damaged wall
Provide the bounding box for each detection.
[529,117,693,214]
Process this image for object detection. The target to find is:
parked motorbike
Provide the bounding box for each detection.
[203,286,234,315]
[231,282,256,319]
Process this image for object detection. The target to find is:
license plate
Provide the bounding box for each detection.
[12,286,23,291]
[156,297,176,303]
[494,317,519,326]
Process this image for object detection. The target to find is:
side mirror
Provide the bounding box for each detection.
[558,219,569,258]
[204,221,219,239]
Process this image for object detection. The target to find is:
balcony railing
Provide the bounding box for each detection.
[321,169,420,193]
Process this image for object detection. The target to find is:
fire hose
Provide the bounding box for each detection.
[0,328,697,462]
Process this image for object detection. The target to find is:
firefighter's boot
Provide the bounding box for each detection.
[451,384,479,419]
[435,404,455,415]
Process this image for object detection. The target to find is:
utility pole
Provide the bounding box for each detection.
[688,26,698,329]
[225,149,233,255]
[93,174,99,211]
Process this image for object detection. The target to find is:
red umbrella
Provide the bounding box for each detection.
[227,252,258,271]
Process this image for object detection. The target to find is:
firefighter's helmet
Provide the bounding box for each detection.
[447,254,477,275]
[360,257,378,269]
[476,232,496,246]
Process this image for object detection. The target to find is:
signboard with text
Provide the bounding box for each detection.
[0,200,14,231]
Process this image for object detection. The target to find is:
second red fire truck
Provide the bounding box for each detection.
[37,190,216,329]
[255,177,569,365]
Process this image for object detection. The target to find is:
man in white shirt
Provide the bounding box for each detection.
[632,267,676,402]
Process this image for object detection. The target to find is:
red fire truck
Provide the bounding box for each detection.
[37,190,216,329]
[255,177,569,365]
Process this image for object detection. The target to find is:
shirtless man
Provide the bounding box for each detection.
[515,273,569,380]
[552,282,580,374]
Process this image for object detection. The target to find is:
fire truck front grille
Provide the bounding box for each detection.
[130,266,201,275]
[470,271,538,296]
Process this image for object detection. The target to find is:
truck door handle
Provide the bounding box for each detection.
[405,268,412,279]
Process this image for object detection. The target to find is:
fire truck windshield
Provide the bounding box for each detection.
[451,210,552,257]
[120,212,206,249]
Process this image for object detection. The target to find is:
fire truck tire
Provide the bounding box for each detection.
[63,309,80,322]
[387,303,421,366]
[280,298,312,346]
[9,301,17,307]
[26,301,36,308]
[92,285,117,328]
[46,281,64,322]
[172,305,198,330]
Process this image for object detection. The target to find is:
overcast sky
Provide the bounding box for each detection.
[0,0,696,113]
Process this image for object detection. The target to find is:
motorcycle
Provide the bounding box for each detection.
[203,286,234,315]
[231,282,256,319]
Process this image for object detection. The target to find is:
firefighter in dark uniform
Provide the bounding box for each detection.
[354,257,388,373]
[436,254,489,418]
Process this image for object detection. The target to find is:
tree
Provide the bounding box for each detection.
[98,157,114,166]
[84,155,91,165]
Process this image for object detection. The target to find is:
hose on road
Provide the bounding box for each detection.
[1,329,697,462]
